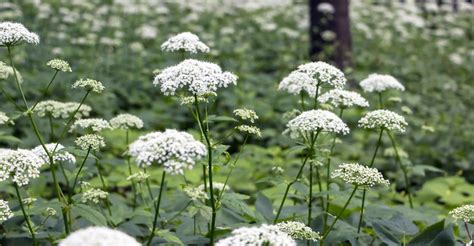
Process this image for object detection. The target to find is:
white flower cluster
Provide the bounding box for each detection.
[286,110,349,138]
[75,134,106,151]
[234,108,259,123]
[46,207,57,216]
[449,204,474,222]
[32,143,76,164]
[72,78,105,93]
[184,187,209,201]
[46,59,72,72]
[278,71,321,97]
[23,197,37,206]
[331,163,390,187]
[0,199,13,223]
[216,224,296,246]
[70,118,111,133]
[0,61,22,82]
[179,95,208,105]
[0,22,39,46]
[128,129,206,175]
[110,113,144,130]
[161,32,210,54]
[318,89,369,108]
[153,59,238,96]
[198,182,231,193]
[82,188,108,204]
[0,149,43,186]
[59,227,140,246]
[34,100,92,119]
[127,171,150,182]
[236,125,261,137]
[358,110,408,133]
[276,221,321,242]
[359,74,405,93]
[0,112,10,125]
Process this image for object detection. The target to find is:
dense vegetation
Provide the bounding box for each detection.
[0,0,473,245]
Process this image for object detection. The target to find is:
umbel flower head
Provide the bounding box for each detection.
[0,199,13,223]
[161,32,210,54]
[128,129,206,175]
[110,113,144,130]
[70,118,111,133]
[279,61,346,97]
[0,112,10,125]
[46,59,72,72]
[34,100,92,119]
[0,22,39,46]
[358,110,408,133]
[449,204,474,222]
[0,149,43,186]
[286,109,349,138]
[153,59,238,96]
[234,108,259,123]
[184,187,209,201]
[216,224,296,246]
[75,134,106,151]
[0,61,21,81]
[318,89,369,108]
[276,221,321,242]
[359,74,405,93]
[72,78,105,93]
[198,182,231,194]
[236,125,261,137]
[82,188,108,204]
[331,163,390,187]
[59,227,140,246]
[32,143,76,165]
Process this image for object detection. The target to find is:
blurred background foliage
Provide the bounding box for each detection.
[0,0,473,230]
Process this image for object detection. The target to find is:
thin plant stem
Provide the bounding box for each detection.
[143,168,156,208]
[193,95,217,245]
[126,130,138,210]
[7,46,28,107]
[387,131,414,208]
[14,183,37,246]
[218,135,249,201]
[308,163,313,228]
[30,70,59,111]
[322,185,358,240]
[69,147,92,202]
[464,222,472,241]
[147,171,166,246]
[167,201,192,224]
[93,150,112,216]
[378,93,383,109]
[358,188,366,234]
[48,114,55,141]
[300,92,306,111]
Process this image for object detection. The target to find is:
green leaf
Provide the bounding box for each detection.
[408,220,455,246]
[373,221,400,246]
[206,115,239,123]
[156,230,184,246]
[72,204,107,226]
[255,192,273,222]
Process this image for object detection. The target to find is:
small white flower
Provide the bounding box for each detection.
[0,61,22,82]
[110,114,144,130]
[153,59,237,96]
[127,171,149,182]
[359,74,405,93]
[161,32,210,54]
[75,134,106,151]
[184,187,208,201]
[198,182,231,194]
[331,163,390,187]
[22,197,37,206]
[0,112,10,125]
[46,59,72,72]
[32,143,76,165]
[279,71,322,98]
[286,109,349,138]
[34,100,92,119]
[70,118,111,133]
[236,125,261,137]
[82,188,108,204]
[0,199,13,223]
[0,22,39,46]
[318,89,369,108]
[276,221,321,242]
[0,149,43,186]
[72,78,105,93]
[216,224,296,246]
[358,110,408,133]
[297,61,346,88]
[46,207,57,216]
[449,205,474,222]
[234,108,259,123]
[59,227,140,246]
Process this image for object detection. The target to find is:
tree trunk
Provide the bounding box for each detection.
[309,0,352,69]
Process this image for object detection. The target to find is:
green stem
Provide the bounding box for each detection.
[126,130,138,210]
[30,70,59,112]
[358,188,366,234]
[7,46,28,108]
[464,222,472,241]
[308,163,313,228]
[218,135,249,201]
[69,147,91,203]
[167,201,192,224]
[48,114,55,141]
[378,93,383,109]
[387,131,413,208]
[322,185,358,240]
[14,183,37,246]
[147,171,166,246]
[300,92,306,111]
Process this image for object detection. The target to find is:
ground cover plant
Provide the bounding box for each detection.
[0,0,473,245]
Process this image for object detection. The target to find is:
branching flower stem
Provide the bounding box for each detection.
[387,131,413,208]
[322,185,358,241]
[14,183,37,246]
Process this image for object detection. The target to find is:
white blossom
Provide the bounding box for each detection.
[286,109,349,138]
[161,32,210,54]
[153,59,237,96]
[72,78,105,93]
[358,110,407,133]
[449,205,474,222]
[0,22,39,46]
[198,182,231,194]
[184,187,209,201]
[318,89,369,108]
[59,227,140,246]
[234,108,259,123]
[33,100,92,119]
[128,129,206,175]
[46,59,72,72]
[110,114,144,130]
[236,125,261,137]
[297,61,346,88]
[0,149,43,186]
[216,224,296,246]
[331,163,390,187]
[75,134,106,151]
[0,112,10,125]
[278,71,321,97]
[359,74,405,93]
[32,143,76,165]
[0,199,13,223]
[70,118,111,133]
[82,188,108,204]
[126,171,149,182]
[276,221,321,242]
